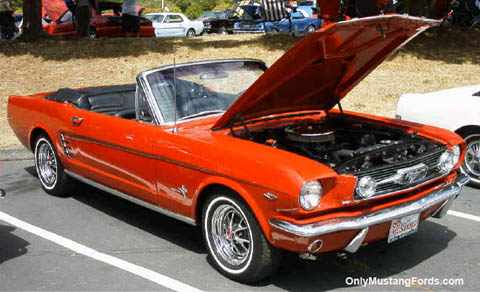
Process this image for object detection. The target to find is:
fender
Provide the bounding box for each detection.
[194,175,289,243]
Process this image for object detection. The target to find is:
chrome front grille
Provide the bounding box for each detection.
[354,148,446,199]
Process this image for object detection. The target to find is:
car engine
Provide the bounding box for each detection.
[237,117,444,175]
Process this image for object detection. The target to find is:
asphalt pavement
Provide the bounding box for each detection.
[1,160,479,291]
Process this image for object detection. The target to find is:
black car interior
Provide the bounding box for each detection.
[45,80,237,123]
[45,84,137,120]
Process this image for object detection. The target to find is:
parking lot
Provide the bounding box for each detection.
[1,159,479,291]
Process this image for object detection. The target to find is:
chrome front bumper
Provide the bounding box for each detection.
[270,174,470,238]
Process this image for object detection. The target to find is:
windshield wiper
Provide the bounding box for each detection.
[177,110,225,122]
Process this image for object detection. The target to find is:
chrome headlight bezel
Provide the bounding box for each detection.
[299,180,323,211]
[437,146,461,174]
[356,176,377,199]
[452,145,461,167]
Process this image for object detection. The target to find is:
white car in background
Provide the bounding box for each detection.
[144,12,204,37]
[396,85,480,187]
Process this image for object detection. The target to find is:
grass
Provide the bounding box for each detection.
[1,27,480,148]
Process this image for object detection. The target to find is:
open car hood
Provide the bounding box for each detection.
[213,15,439,130]
[42,0,67,22]
[241,4,262,19]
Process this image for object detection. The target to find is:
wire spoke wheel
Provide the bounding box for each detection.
[211,204,251,266]
[459,131,480,188]
[203,194,282,282]
[36,140,58,187]
[34,135,73,196]
[465,138,480,176]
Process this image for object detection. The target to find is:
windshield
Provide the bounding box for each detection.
[145,60,265,123]
[145,14,164,23]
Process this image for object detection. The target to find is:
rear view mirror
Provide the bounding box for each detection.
[200,71,229,80]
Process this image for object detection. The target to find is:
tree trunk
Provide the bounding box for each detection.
[20,0,44,40]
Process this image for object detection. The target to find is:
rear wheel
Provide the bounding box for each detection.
[186,28,195,37]
[34,136,73,197]
[202,192,282,283]
[218,26,227,35]
[458,129,480,188]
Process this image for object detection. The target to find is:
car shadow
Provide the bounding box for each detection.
[0,224,30,264]
[72,183,206,254]
[255,220,456,290]
[22,165,205,253]
[21,166,456,289]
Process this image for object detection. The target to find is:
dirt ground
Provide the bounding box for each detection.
[1,28,480,147]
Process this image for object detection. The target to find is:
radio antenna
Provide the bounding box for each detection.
[172,40,178,133]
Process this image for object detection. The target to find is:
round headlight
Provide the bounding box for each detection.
[438,150,455,174]
[299,181,323,211]
[356,176,377,199]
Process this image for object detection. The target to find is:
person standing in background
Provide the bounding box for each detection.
[0,0,18,40]
[122,0,140,37]
[76,0,99,38]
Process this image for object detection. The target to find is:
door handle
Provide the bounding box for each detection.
[72,116,84,127]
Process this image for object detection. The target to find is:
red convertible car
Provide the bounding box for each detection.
[42,0,154,38]
[8,15,469,282]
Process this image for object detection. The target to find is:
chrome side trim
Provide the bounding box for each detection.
[264,192,278,200]
[63,132,280,193]
[65,170,196,226]
[270,174,469,238]
[344,227,369,253]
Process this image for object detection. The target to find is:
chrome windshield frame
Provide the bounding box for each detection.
[136,58,268,126]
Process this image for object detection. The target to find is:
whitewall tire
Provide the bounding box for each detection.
[34,135,73,197]
[202,192,282,283]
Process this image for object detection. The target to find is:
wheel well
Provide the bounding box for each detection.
[455,125,480,137]
[30,128,50,152]
[195,184,253,226]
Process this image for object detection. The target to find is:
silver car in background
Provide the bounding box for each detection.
[144,12,204,37]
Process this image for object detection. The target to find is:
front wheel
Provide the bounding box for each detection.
[34,135,73,197]
[218,26,227,35]
[459,130,480,188]
[306,25,316,34]
[202,193,282,283]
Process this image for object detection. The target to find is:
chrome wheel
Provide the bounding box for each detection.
[35,138,57,189]
[186,29,195,37]
[203,194,282,282]
[211,204,251,266]
[307,25,315,34]
[34,135,74,196]
[464,136,480,177]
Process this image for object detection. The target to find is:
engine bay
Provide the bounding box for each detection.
[236,117,444,174]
